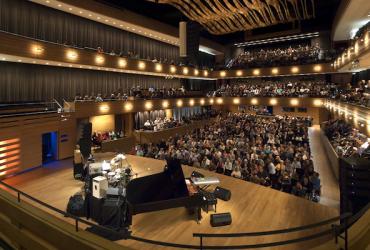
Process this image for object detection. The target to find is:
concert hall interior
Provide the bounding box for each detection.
[1,0,370,249]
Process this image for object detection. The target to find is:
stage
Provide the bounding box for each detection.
[4,154,339,249]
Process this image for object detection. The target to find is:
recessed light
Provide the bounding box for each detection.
[57,4,62,7]
[32,61,36,63]
[119,24,123,27]
[68,7,72,11]
[105,19,108,22]
[79,11,83,14]
[1,58,5,60]
[97,17,101,19]
[46,0,50,3]
[17,59,22,62]
[88,14,92,17]
[58,63,61,66]
[45,62,49,65]
[113,22,116,25]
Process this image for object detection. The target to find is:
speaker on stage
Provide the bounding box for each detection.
[210,213,232,227]
[214,186,231,201]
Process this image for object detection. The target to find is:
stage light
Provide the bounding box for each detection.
[95,55,105,64]
[236,70,243,76]
[251,98,258,105]
[290,99,299,106]
[253,69,260,76]
[176,100,183,107]
[99,105,109,112]
[194,69,199,75]
[313,99,323,106]
[271,68,279,74]
[124,102,133,111]
[216,98,223,104]
[233,98,240,104]
[31,45,44,55]
[155,64,162,72]
[291,67,299,73]
[162,100,169,108]
[145,101,153,110]
[189,99,195,106]
[170,66,176,73]
[183,67,189,74]
[270,98,278,105]
[66,50,78,61]
[138,61,146,70]
[118,59,127,68]
[203,70,208,77]
[200,99,205,105]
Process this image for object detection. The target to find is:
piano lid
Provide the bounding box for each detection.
[126,158,189,205]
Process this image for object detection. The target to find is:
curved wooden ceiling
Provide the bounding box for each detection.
[150,0,316,35]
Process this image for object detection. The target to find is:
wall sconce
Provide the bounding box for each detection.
[99,105,109,112]
[66,50,78,61]
[170,66,176,73]
[220,71,226,77]
[209,99,214,104]
[236,70,243,77]
[124,102,133,111]
[189,99,195,106]
[313,65,322,72]
[162,100,169,108]
[145,101,153,110]
[271,68,279,75]
[176,100,183,107]
[270,98,278,105]
[203,70,208,77]
[31,45,44,55]
[138,61,146,70]
[194,69,199,75]
[291,67,299,73]
[251,98,258,105]
[290,99,299,106]
[183,67,189,74]
[155,64,162,72]
[216,98,223,104]
[233,98,240,104]
[313,99,323,106]
[95,55,105,64]
[253,69,260,76]
[118,59,127,68]
[200,99,205,105]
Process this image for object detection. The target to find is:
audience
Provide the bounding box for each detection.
[227,44,334,68]
[92,130,124,148]
[135,113,321,202]
[209,79,331,97]
[323,119,370,158]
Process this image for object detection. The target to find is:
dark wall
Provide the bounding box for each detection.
[0,62,180,102]
[0,0,178,61]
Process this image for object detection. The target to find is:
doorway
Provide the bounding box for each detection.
[42,132,58,163]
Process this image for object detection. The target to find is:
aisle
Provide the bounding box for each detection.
[309,125,340,209]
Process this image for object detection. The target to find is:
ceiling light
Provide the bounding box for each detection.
[68,7,72,11]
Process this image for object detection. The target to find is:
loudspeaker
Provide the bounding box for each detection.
[210,213,232,227]
[214,186,231,201]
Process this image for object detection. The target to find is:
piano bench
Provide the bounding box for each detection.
[200,191,217,213]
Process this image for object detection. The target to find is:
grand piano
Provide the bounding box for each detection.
[125,158,206,225]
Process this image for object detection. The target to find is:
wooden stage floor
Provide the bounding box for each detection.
[4,154,339,250]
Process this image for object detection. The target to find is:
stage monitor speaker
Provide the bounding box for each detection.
[214,186,231,201]
[210,213,232,227]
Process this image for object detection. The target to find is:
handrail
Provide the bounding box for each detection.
[193,213,351,238]
[0,179,367,250]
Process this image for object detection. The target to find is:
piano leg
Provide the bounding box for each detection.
[196,207,202,224]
